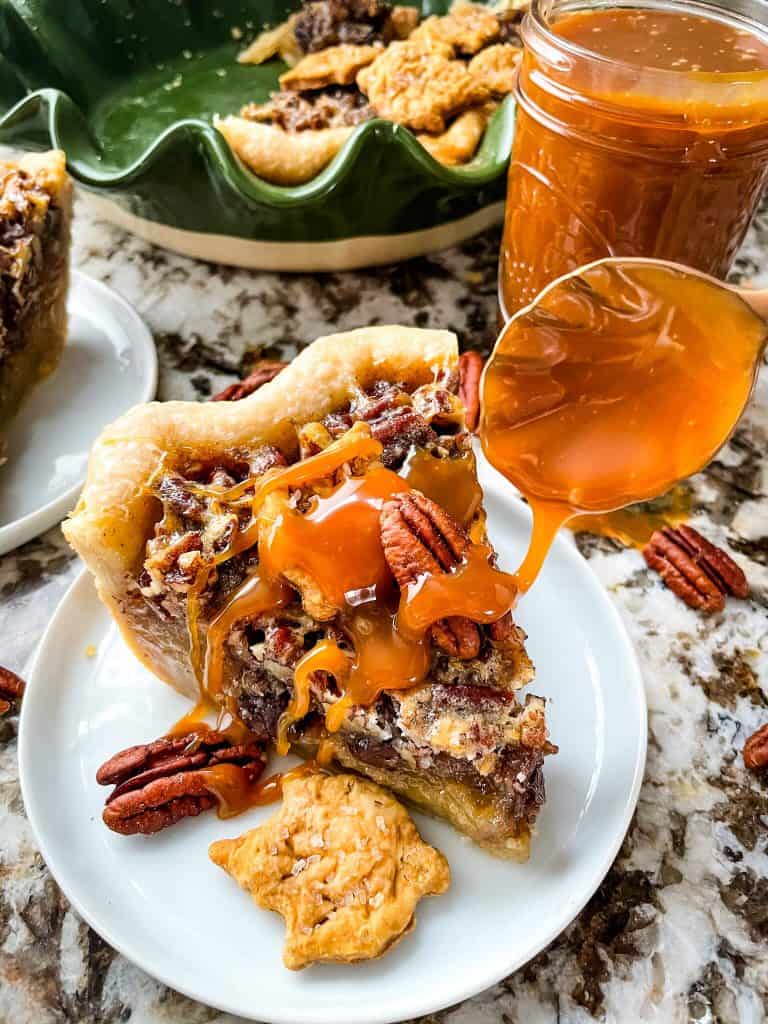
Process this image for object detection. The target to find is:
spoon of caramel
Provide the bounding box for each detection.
[480,257,768,591]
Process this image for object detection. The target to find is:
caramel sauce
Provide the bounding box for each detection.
[277,639,351,755]
[400,447,482,527]
[482,260,768,589]
[398,544,518,637]
[251,421,382,515]
[165,698,259,746]
[165,697,215,737]
[567,484,692,548]
[165,408,523,806]
[204,572,293,698]
[202,759,323,814]
[555,8,768,75]
[259,464,410,609]
[336,601,430,716]
[501,4,768,315]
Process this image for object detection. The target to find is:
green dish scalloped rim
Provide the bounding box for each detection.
[0,0,515,249]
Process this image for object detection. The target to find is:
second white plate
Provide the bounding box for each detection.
[19,472,647,1024]
[0,271,157,555]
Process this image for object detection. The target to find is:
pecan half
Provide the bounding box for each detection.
[0,665,25,715]
[97,730,267,835]
[380,491,481,659]
[643,525,748,614]
[458,350,484,432]
[743,723,768,772]
[211,360,287,402]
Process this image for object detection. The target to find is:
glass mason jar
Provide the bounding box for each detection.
[499,0,768,318]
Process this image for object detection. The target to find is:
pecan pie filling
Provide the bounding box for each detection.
[133,370,554,857]
[0,152,71,437]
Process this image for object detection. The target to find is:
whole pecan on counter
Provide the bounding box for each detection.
[642,525,748,614]
[210,359,287,402]
[743,723,768,772]
[0,665,26,715]
[96,730,267,835]
[380,490,514,659]
[458,350,484,433]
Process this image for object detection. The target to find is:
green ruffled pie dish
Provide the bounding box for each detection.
[0,0,515,270]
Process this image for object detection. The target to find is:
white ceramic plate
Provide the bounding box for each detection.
[19,471,647,1024]
[0,271,157,556]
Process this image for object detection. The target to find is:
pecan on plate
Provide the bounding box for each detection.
[458,350,484,432]
[743,723,768,772]
[380,491,482,658]
[211,359,287,402]
[0,665,25,715]
[642,525,748,614]
[97,730,267,835]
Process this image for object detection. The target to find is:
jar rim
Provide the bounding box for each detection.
[525,0,768,81]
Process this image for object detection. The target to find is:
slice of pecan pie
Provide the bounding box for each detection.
[65,326,555,860]
[0,151,72,444]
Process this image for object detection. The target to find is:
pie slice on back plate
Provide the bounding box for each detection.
[65,326,555,860]
[0,151,72,446]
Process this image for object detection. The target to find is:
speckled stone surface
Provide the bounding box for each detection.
[0,191,767,1024]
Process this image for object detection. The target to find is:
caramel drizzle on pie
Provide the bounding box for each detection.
[167,411,516,809]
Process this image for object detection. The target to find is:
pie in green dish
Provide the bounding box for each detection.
[0,0,519,270]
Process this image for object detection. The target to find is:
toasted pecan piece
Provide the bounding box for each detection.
[743,723,768,772]
[211,360,287,402]
[209,772,449,969]
[97,730,267,835]
[458,349,484,431]
[0,665,25,715]
[643,525,748,614]
[380,490,481,658]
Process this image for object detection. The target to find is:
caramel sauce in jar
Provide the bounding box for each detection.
[482,259,768,588]
[500,0,768,316]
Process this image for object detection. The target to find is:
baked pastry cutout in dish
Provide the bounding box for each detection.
[217,0,524,184]
[0,150,71,448]
[66,326,555,861]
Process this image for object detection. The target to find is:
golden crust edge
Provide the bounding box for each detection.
[63,325,458,637]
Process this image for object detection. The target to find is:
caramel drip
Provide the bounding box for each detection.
[204,572,293,698]
[316,737,336,766]
[277,640,351,755]
[567,484,692,548]
[260,465,410,609]
[482,261,768,590]
[185,426,386,679]
[165,698,259,746]
[251,422,382,514]
[202,760,323,814]
[324,693,354,734]
[165,697,216,738]
[398,544,518,634]
[280,603,431,745]
[339,602,430,713]
[400,447,482,527]
[512,501,572,594]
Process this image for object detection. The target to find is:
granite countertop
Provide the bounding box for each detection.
[1,192,766,1024]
